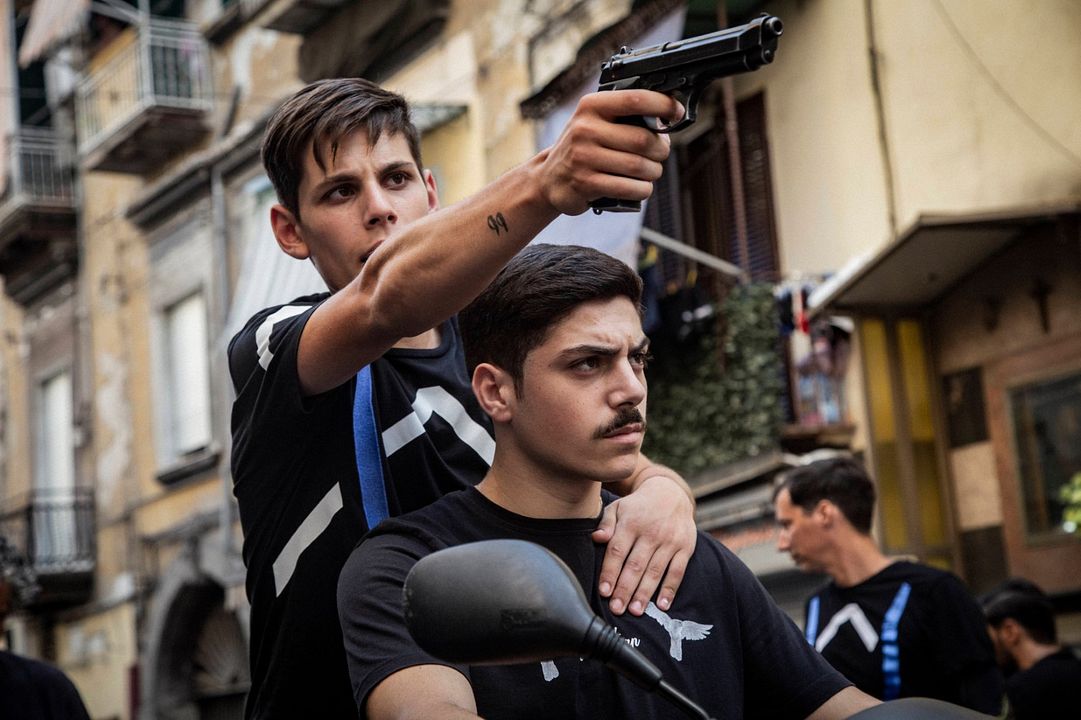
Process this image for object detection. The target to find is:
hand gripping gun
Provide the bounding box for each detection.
[591,13,783,213]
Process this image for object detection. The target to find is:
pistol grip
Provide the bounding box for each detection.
[591,197,643,214]
[589,115,650,214]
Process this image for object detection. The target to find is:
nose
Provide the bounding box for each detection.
[776,528,790,552]
[365,186,397,227]
[610,357,646,409]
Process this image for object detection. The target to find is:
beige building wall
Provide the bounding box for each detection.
[57,603,137,719]
[874,0,1081,228]
[0,293,30,499]
[738,0,893,276]
[743,0,1081,277]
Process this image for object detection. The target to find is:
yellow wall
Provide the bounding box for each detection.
[873,0,1081,228]
[738,0,893,275]
[0,294,30,498]
[57,603,137,720]
[746,0,1081,276]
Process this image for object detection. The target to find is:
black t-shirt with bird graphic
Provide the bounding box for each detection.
[339,487,849,719]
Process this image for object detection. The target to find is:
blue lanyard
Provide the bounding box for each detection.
[353,364,390,529]
[804,581,912,700]
[880,581,911,700]
[805,596,820,646]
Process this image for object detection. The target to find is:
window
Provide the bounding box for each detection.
[36,369,75,491]
[34,369,76,564]
[1010,371,1081,538]
[164,291,212,459]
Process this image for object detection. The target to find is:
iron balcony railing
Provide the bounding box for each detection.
[0,127,75,209]
[75,18,212,156]
[0,487,95,575]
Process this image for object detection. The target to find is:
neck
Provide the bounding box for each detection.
[827,533,892,588]
[393,325,441,350]
[477,454,602,520]
[1015,640,1061,671]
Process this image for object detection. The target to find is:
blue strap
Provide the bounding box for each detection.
[353,364,389,529]
[880,582,912,700]
[805,596,820,646]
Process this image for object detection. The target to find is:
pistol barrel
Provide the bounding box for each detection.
[599,14,783,87]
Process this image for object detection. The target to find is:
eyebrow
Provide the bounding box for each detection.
[309,161,417,195]
[556,337,650,361]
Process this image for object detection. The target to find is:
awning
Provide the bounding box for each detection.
[17,0,89,67]
[808,202,1081,317]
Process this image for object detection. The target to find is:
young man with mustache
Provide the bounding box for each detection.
[338,243,878,719]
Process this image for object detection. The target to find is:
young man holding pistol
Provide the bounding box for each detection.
[230,79,699,718]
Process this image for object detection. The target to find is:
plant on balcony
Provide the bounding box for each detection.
[1061,472,1081,534]
[642,282,783,477]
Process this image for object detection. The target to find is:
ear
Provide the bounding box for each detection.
[472,363,514,423]
[270,203,310,260]
[999,618,1023,646]
[423,169,440,212]
[813,500,835,528]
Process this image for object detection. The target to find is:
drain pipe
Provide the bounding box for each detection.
[209,161,238,579]
[864,0,898,238]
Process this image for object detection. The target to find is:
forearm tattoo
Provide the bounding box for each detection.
[487,212,509,236]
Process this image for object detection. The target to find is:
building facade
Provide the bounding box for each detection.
[1,1,1078,718]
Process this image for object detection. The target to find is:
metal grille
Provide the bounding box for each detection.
[0,487,95,574]
[75,19,212,155]
[3,128,74,205]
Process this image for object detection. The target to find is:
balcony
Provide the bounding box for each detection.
[76,20,212,174]
[0,488,95,608]
[0,127,78,304]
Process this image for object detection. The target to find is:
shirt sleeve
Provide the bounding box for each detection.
[717,544,851,719]
[337,530,470,713]
[228,302,334,491]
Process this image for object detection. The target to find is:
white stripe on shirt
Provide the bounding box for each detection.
[381,386,495,465]
[272,484,344,596]
[256,305,309,370]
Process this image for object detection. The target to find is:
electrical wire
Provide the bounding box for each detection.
[930,0,1081,170]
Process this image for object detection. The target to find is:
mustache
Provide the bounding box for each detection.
[594,407,646,439]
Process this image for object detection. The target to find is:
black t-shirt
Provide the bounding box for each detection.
[229,294,492,719]
[0,650,91,720]
[803,561,1003,713]
[1005,648,1081,719]
[339,487,850,720]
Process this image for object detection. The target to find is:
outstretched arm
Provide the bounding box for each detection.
[805,687,879,720]
[366,665,481,720]
[593,454,697,615]
[294,90,682,395]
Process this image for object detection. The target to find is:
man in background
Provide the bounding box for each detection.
[0,538,91,719]
[983,578,1081,718]
[773,457,1003,713]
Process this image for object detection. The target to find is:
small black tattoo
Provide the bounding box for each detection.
[487,212,509,236]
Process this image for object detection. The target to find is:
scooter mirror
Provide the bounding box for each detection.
[402,538,597,665]
[404,539,716,719]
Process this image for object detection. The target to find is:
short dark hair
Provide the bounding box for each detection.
[261,78,423,218]
[982,579,1057,645]
[459,244,643,393]
[773,457,876,534]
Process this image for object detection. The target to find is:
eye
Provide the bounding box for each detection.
[385,171,410,188]
[630,350,653,368]
[572,356,601,372]
[324,184,356,202]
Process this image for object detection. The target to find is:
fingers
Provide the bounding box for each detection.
[581,89,685,128]
[609,538,663,615]
[539,89,676,215]
[592,473,698,615]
